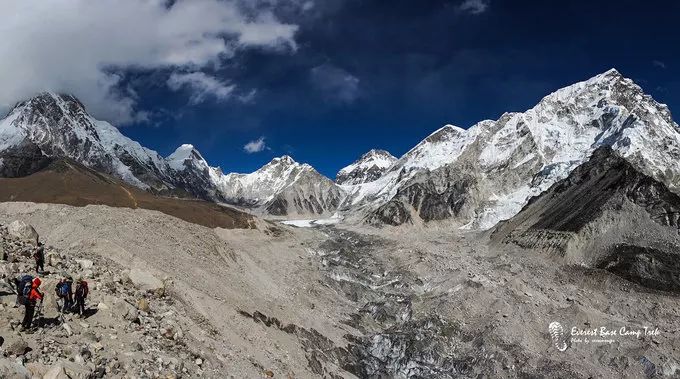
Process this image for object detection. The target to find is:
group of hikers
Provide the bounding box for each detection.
[11,240,90,331]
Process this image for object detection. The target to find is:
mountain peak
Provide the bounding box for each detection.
[337,148,397,185]
[361,149,394,160]
[9,92,86,117]
[167,144,208,171]
[271,155,297,165]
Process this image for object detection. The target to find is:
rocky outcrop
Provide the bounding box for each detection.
[366,165,478,225]
[7,220,39,245]
[492,147,680,292]
[127,268,165,293]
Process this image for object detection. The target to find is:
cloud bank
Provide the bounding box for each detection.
[0,0,298,124]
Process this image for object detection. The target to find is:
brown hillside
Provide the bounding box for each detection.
[0,160,254,229]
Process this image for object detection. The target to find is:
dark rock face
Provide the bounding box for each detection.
[0,141,52,177]
[511,147,680,233]
[366,166,476,226]
[366,201,412,226]
[265,197,288,216]
[494,147,680,293]
[597,244,680,293]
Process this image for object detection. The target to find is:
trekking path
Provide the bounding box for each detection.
[119,185,138,208]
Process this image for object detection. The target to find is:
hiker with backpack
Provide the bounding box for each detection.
[74,278,89,317]
[22,277,43,330]
[13,274,33,308]
[55,276,74,313]
[33,242,45,274]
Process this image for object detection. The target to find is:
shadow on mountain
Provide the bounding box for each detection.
[492,147,680,293]
[0,159,254,229]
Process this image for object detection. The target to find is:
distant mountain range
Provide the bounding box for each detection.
[1,69,679,229]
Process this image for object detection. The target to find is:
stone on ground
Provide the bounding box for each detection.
[127,268,164,293]
[7,221,38,245]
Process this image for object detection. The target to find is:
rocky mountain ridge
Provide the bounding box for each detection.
[1,69,679,227]
[0,95,341,216]
[343,69,680,228]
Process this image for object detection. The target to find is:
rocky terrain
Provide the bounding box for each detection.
[492,147,680,292]
[0,69,679,378]
[0,200,677,378]
[0,219,228,378]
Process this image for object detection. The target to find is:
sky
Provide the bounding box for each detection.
[1,0,679,177]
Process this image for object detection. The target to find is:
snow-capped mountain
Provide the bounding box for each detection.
[2,69,679,226]
[0,93,343,216]
[336,149,397,185]
[0,93,171,189]
[347,69,680,228]
[216,156,345,216]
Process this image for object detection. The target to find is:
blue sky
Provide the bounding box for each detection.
[4,0,678,177]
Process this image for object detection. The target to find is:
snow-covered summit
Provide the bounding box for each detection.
[345,68,680,229]
[215,155,344,215]
[0,92,170,189]
[167,144,210,171]
[336,149,397,185]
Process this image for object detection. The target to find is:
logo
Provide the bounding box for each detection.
[549,321,568,352]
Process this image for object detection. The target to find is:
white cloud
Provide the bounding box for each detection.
[0,0,298,124]
[653,60,667,69]
[167,72,235,104]
[243,137,268,153]
[310,64,360,104]
[458,0,489,15]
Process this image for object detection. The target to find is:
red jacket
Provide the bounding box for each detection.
[28,278,43,303]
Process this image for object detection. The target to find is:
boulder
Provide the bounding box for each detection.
[7,221,38,245]
[0,358,30,379]
[128,269,164,293]
[114,301,138,322]
[75,259,94,270]
[6,338,29,356]
[43,365,69,379]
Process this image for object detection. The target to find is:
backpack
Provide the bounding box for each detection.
[76,281,89,299]
[17,275,33,304]
[56,281,70,297]
[59,282,71,297]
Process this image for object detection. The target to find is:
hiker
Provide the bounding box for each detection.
[33,242,45,274]
[22,277,43,330]
[55,276,74,312]
[13,274,33,308]
[74,278,89,317]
